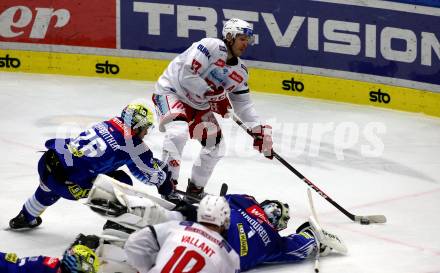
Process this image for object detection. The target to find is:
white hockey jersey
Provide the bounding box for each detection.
[155,37,259,127]
[125,220,240,273]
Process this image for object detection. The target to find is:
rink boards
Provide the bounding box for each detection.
[2,48,439,117]
[1,0,440,117]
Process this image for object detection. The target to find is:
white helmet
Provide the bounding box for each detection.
[222,18,254,44]
[197,195,231,229]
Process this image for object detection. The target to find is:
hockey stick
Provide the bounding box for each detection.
[231,113,386,225]
[307,189,321,273]
[175,183,229,203]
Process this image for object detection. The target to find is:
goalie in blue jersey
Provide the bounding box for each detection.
[9,103,176,230]
[0,234,100,273]
[177,194,347,271]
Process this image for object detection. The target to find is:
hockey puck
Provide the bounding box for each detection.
[360,218,370,225]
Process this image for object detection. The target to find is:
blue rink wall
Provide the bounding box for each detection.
[1,0,440,117]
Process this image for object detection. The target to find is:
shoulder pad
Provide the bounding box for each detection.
[199,38,227,59]
[199,38,224,50]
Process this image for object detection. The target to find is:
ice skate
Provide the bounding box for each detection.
[9,212,42,230]
[184,179,207,203]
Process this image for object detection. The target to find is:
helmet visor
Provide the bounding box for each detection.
[261,200,290,230]
[133,114,154,131]
[131,108,155,131]
[240,27,255,45]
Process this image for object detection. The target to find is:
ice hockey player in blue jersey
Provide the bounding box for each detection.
[9,103,175,230]
[0,234,100,273]
[225,194,315,271]
[177,194,346,271]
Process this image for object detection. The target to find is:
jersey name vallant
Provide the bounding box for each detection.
[148,221,239,273]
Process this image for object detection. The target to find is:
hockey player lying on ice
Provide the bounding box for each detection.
[86,176,347,272]
[0,234,100,273]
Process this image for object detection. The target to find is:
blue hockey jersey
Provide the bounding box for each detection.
[225,194,316,271]
[45,117,166,190]
[0,252,61,273]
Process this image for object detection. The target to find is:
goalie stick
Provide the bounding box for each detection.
[307,188,349,272]
[308,189,321,273]
[175,183,229,203]
[231,113,386,225]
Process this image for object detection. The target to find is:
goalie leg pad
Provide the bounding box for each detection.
[89,198,127,217]
[87,176,119,205]
[97,243,138,273]
[88,175,182,230]
[119,194,171,226]
[96,194,182,230]
[102,220,136,241]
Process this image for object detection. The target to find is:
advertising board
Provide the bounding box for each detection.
[120,0,440,86]
[0,0,116,48]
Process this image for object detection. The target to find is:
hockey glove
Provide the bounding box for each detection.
[250,125,274,159]
[205,86,231,118]
[70,233,101,250]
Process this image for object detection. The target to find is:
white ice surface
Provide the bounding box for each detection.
[0,72,439,273]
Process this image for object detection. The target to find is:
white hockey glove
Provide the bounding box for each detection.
[296,216,348,256]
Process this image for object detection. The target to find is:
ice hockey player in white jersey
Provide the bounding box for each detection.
[124,195,240,273]
[152,18,274,201]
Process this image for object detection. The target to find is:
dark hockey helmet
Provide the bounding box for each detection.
[61,244,99,273]
[121,103,154,131]
[260,200,290,231]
